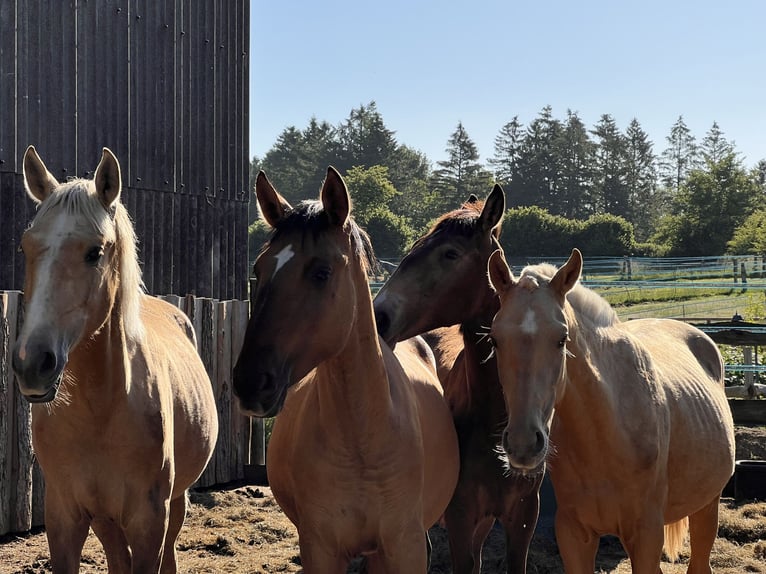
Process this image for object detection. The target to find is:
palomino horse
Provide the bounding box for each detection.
[12,147,218,573]
[487,248,736,574]
[374,186,542,574]
[232,168,459,572]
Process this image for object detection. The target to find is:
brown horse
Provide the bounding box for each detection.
[232,168,459,572]
[487,248,736,573]
[374,186,542,574]
[12,147,218,573]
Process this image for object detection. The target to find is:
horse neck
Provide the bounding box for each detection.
[552,312,617,448]
[451,293,506,422]
[315,265,392,421]
[62,308,131,412]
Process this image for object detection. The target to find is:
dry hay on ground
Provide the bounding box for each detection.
[0,426,764,573]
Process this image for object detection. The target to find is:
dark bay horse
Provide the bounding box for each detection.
[12,147,218,573]
[487,248,736,573]
[232,168,459,572]
[374,186,542,574]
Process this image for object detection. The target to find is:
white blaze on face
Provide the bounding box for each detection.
[520,308,538,335]
[273,244,295,277]
[16,212,74,359]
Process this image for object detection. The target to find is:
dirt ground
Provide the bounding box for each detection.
[1,426,764,573]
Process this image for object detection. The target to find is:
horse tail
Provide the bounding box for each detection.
[663,516,689,562]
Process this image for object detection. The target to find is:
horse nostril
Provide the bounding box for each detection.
[38,351,57,378]
[534,430,546,455]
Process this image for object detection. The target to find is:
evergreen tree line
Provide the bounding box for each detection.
[250,102,766,261]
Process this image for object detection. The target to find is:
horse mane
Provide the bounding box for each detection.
[519,262,618,329]
[262,199,379,277]
[411,198,489,250]
[31,179,146,341]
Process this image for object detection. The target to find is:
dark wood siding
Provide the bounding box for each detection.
[0,0,249,300]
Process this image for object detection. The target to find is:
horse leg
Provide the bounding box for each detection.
[500,490,540,574]
[44,492,91,574]
[91,518,131,573]
[444,491,489,574]
[620,517,666,574]
[297,536,350,573]
[685,495,720,574]
[124,496,171,573]
[554,511,599,574]
[160,493,188,574]
[368,525,428,574]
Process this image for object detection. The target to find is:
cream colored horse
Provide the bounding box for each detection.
[487,248,735,574]
[232,168,459,572]
[12,147,218,573]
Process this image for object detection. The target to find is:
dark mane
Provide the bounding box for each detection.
[261,200,378,276]
[411,199,486,250]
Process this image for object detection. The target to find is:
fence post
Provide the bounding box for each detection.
[740,262,747,285]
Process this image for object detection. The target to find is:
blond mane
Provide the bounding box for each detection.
[32,179,146,341]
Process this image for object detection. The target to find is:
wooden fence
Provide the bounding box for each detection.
[0,291,260,536]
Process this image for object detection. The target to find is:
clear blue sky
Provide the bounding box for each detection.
[249,0,766,168]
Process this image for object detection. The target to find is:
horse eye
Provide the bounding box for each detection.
[445,249,460,261]
[558,335,569,349]
[312,266,332,283]
[84,246,104,266]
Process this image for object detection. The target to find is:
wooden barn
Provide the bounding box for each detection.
[0,0,256,536]
[0,0,250,300]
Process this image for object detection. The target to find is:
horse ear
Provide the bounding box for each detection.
[487,249,515,294]
[479,184,505,237]
[93,148,122,209]
[255,171,292,227]
[466,194,479,204]
[320,166,350,227]
[22,146,59,204]
[550,248,582,297]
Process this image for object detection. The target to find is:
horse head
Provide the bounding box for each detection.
[374,184,505,345]
[233,167,372,417]
[487,248,582,473]
[12,146,140,403]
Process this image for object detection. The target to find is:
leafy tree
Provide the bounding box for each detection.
[489,116,525,189]
[656,152,760,255]
[727,208,766,256]
[623,119,658,240]
[591,114,629,217]
[258,119,337,205]
[700,122,735,164]
[515,106,563,211]
[431,122,491,211]
[500,206,579,257]
[336,101,398,173]
[555,110,595,218]
[576,213,636,256]
[659,115,699,195]
[342,165,416,259]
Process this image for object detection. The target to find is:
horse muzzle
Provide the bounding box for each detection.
[12,340,67,403]
[502,426,549,475]
[232,358,290,418]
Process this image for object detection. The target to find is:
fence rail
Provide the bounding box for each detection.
[0,291,257,536]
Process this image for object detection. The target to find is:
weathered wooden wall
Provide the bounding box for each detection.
[0,292,255,536]
[0,0,250,299]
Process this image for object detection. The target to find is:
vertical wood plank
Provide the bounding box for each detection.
[0,292,13,535]
[215,300,232,485]
[229,299,249,480]
[5,291,32,532]
[195,298,217,487]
